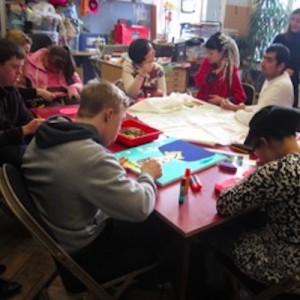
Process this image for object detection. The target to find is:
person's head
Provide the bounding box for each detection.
[77,80,130,146]
[261,44,290,80]
[0,38,25,87]
[205,32,240,66]
[43,45,75,84]
[128,38,155,65]
[287,8,300,33]
[6,29,32,55]
[244,105,300,164]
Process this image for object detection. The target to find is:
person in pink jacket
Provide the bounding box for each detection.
[24,45,83,106]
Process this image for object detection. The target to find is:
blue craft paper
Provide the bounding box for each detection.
[115,137,225,186]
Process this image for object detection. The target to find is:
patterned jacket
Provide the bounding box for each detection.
[217,154,300,286]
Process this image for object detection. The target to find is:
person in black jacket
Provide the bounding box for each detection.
[273,8,300,107]
[0,38,44,166]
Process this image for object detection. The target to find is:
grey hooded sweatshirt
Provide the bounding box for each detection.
[22,116,157,253]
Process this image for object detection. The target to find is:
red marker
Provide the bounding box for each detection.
[189,174,202,192]
[184,168,191,194]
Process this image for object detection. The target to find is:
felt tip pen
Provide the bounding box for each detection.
[184,168,191,195]
[179,177,186,204]
[122,159,141,173]
[190,174,202,192]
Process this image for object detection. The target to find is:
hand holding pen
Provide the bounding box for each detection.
[141,159,162,180]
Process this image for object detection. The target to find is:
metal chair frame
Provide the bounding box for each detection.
[0,164,156,300]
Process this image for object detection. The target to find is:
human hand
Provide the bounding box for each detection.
[151,89,164,97]
[68,90,80,101]
[22,118,44,136]
[139,61,154,75]
[36,88,56,101]
[208,95,225,106]
[141,159,162,180]
[119,156,128,166]
[221,100,246,111]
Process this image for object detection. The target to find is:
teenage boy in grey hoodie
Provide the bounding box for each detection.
[22,81,179,294]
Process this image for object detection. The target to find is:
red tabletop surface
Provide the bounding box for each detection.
[114,140,241,238]
[31,105,79,120]
[154,166,232,238]
[30,105,245,238]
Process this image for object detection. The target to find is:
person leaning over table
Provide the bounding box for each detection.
[0,38,44,167]
[22,80,181,295]
[217,105,300,292]
[193,32,246,110]
[23,45,83,106]
[5,29,56,104]
[122,38,167,99]
[226,44,294,125]
[189,105,300,299]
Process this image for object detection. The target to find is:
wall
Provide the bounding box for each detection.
[205,0,226,22]
[73,0,151,36]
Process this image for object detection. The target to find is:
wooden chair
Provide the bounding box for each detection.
[0,164,156,300]
[216,251,300,300]
[242,83,256,105]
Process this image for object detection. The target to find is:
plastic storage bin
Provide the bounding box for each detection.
[117,119,161,147]
[79,33,107,51]
[114,24,149,45]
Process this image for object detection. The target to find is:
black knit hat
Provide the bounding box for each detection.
[244,105,300,150]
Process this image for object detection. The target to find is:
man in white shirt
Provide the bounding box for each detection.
[222,44,294,125]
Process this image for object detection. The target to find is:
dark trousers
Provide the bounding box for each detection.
[0,145,26,167]
[188,210,268,300]
[57,214,183,294]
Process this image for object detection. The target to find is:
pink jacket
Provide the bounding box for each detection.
[24,48,83,97]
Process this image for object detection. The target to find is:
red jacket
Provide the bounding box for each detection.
[194,57,246,104]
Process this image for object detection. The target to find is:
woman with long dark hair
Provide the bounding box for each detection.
[273,8,300,107]
[24,45,83,104]
[194,32,246,110]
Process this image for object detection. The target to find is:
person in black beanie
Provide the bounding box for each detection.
[274,8,300,107]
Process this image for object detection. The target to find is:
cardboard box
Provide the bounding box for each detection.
[224,5,250,36]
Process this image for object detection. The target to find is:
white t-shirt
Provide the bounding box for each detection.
[235,72,293,125]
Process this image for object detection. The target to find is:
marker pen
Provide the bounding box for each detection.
[189,174,201,192]
[179,177,186,204]
[191,174,202,192]
[184,168,191,195]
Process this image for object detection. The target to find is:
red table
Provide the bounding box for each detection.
[31,105,79,120]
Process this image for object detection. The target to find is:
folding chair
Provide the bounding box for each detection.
[216,251,300,300]
[242,83,256,105]
[0,164,156,300]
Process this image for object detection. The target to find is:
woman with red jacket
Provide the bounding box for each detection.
[194,32,246,110]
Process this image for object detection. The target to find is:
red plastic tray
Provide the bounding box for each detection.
[117,119,161,147]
